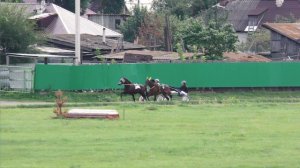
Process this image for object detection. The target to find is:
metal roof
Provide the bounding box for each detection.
[44,4,122,37]
[262,23,300,43]
[225,0,300,32]
[102,50,195,60]
[7,53,75,58]
[0,2,122,37]
[47,34,145,51]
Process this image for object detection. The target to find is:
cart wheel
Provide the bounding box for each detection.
[156,95,167,102]
[182,96,189,102]
[139,96,145,102]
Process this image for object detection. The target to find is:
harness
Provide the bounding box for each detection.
[122,83,142,90]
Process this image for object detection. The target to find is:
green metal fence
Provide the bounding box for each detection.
[34,62,300,90]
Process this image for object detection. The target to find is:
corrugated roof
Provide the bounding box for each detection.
[102,50,194,60]
[226,0,260,31]
[226,0,300,32]
[257,0,300,23]
[262,23,300,43]
[47,34,145,51]
[0,2,122,37]
[248,7,268,16]
[223,52,271,62]
[44,4,122,37]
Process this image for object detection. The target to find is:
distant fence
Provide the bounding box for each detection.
[34,62,300,90]
[0,65,34,92]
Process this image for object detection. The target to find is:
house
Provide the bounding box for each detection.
[46,34,145,60]
[30,3,122,37]
[87,14,130,32]
[1,2,145,61]
[222,0,300,43]
[262,23,300,60]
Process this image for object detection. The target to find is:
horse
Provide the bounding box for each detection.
[118,77,147,102]
[145,78,172,101]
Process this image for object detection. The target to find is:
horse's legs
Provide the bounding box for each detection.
[141,92,147,101]
[138,90,146,101]
[165,94,170,101]
[169,94,172,101]
[154,95,157,101]
[132,94,135,102]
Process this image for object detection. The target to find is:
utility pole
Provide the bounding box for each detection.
[75,0,81,65]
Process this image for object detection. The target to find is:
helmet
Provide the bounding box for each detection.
[155,79,160,83]
[181,80,186,85]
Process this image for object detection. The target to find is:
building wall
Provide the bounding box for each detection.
[88,15,128,32]
[270,30,300,60]
[236,32,248,44]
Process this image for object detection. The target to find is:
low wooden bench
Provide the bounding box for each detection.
[64,109,119,119]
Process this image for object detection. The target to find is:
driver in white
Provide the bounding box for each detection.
[178,80,188,97]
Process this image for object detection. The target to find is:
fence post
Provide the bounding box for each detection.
[6,55,9,66]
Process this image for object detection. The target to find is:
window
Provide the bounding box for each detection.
[115,19,121,29]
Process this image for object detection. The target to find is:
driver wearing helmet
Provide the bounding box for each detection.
[154,79,161,86]
[178,80,188,96]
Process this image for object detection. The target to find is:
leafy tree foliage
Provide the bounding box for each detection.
[120,7,148,42]
[138,13,164,48]
[152,0,218,18]
[46,0,90,13]
[176,18,237,59]
[0,5,39,53]
[91,0,125,14]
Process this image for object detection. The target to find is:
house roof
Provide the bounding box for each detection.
[44,4,122,37]
[102,50,195,60]
[225,0,300,32]
[262,23,300,43]
[255,0,300,23]
[225,0,261,32]
[1,2,122,37]
[223,52,271,62]
[47,34,145,52]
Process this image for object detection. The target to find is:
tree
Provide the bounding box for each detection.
[120,7,148,42]
[0,4,40,64]
[152,0,218,18]
[90,0,125,14]
[138,13,164,48]
[176,18,237,60]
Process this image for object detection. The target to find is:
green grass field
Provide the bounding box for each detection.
[1,91,300,168]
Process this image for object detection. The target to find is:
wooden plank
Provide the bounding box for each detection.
[65,109,119,119]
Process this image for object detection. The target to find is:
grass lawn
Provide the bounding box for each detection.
[1,93,300,168]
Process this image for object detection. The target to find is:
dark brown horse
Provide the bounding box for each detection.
[145,78,172,101]
[118,77,147,102]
